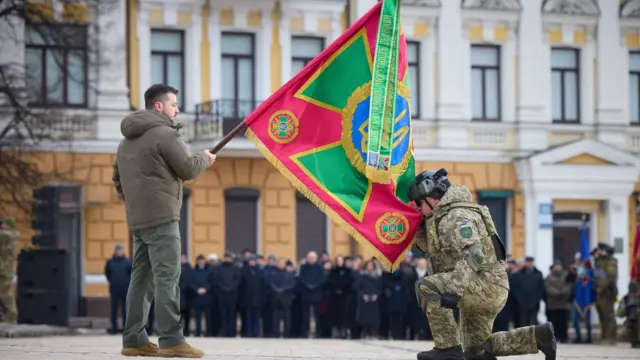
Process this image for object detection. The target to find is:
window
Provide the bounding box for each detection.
[551,48,580,123]
[629,52,640,124]
[406,41,420,118]
[225,188,259,254]
[291,36,324,77]
[471,45,500,121]
[24,24,88,107]
[150,30,185,107]
[221,32,256,118]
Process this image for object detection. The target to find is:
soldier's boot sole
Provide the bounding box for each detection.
[534,323,557,360]
[120,348,158,357]
[157,344,204,358]
[417,345,464,360]
[121,342,159,357]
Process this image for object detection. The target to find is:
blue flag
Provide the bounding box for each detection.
[574,219,596,317]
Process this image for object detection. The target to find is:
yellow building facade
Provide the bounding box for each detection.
[3,1,640,313]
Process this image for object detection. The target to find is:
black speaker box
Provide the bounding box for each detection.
[17,248,70,292]
[17,289,69,327]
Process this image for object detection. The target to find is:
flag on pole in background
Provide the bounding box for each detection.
[242,0,422,269]
[574,218,596,318]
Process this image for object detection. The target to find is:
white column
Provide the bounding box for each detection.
[258,12,272,100]
[517,0,547,151]
[96,0,130,110]
[209,9,222,101]
[460,31,471,120]
[580,40,595,125]
[137,10,151,110]
[517,0,545,121]
[421,31,435,120]
[351,0,378,23]
[436,0,465,120]
[596,0,625,125]
[501,30,516,123]
[531,194,554,276]
[606,196,630,302]
[280,12,292,85]
[185,12,202,112]
[330,11,342,42]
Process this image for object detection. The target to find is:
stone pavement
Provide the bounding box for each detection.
[0,336,639,359]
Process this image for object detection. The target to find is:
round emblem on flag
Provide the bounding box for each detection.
[375,212,410,245]
[268,110,299,144]
[341,81,413,180]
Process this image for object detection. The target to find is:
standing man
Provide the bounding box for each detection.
[594,243,618,345]
[105,244,132,334]
[409,169,556,360]
[114,84,216,358]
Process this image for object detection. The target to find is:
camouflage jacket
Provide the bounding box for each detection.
[594,255,618,300]
[415,185,507,285]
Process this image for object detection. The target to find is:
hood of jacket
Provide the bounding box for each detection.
[438,184,473,207]
[120,110,174,139]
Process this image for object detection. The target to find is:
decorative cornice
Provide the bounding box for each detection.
[541,0,600,17]
[461,0,521,12]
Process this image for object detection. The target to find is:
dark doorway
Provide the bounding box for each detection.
[477,196,509,252]
[225,187,259,255]
[553,212,588,269]
[296,191,327,261]
[350,236,358,257]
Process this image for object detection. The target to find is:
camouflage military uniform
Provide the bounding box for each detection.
[415,185,539,358]
[594,251,618,344]
[615,281,639,347]
[0,218,18,323]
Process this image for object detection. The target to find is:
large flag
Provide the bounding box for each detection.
[574,218,596,318]
[631,221,640,281]
[243,0,422,269]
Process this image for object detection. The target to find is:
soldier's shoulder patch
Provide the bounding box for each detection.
[458,220,473,239]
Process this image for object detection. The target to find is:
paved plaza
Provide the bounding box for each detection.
[0,336,638,359]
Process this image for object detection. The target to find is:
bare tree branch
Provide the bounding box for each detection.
[0,0,120,217]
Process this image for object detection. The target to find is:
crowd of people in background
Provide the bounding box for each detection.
[105,245,639,346]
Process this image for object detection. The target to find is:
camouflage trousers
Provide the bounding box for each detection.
[417,271,538,357]
[595,300,617,344]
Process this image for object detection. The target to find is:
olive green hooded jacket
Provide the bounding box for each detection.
[113,110,208,230]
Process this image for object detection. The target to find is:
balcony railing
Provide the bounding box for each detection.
[194,99,262,141]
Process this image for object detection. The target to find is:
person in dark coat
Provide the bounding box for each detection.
[289,260,303,338]
[190,255,213,337]
[105,244,132,334]
[410,257,431,340]
[346,257,362,339]
[240,256,264,337]
[356,260,383,338]
[261,255,278,337]
[326,255,353,339]
[512,257,545,326]
[492,261,514,332]
[211,253,242,337]
[399,253,418,340]
[297,251,325,338]
[268,258,297,338]
[179,254,192,336]
[384,268,407,339]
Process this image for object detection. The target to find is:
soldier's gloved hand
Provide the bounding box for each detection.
[440,293,460,309]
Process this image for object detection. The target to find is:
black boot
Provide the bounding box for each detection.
[417,345,464,360]
[535,323,557,360]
